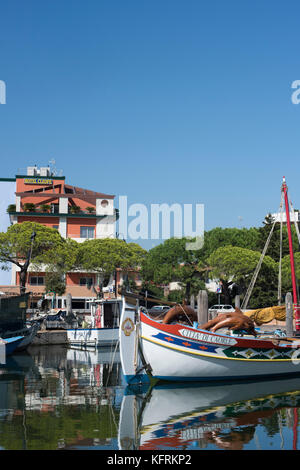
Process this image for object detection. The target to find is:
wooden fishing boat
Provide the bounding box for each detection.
[119,177,300,383]
[120,305,300,383]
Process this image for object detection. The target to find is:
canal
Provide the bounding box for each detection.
[0,345,300,451]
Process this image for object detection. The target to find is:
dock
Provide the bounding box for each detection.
[31,329,68,345]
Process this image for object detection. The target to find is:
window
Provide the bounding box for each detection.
[29,276,45,285]
[51,203,59,214]
[71,299,85,309]
[52,225,59,230]
[80,226,94,239]
[80,277,94,287]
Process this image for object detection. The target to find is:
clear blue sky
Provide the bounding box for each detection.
[1,0,300,249]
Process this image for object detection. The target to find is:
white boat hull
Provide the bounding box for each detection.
[119,301,300,383]
[66,327,119,348]
[141,321,300,381]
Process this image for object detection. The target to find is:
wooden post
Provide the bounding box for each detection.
[286,292,294,337]
[197,290,208,324]
[190,294,195,310]
[66,293,72,316]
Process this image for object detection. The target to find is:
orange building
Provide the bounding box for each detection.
[5,165,121,312]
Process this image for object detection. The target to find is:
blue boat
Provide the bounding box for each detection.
[0,292,39,352]
[4,336,25,355]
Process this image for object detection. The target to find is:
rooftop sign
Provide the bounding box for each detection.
[24,178,53,185]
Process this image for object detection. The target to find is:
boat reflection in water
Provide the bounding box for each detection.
[118,377,300,451]
[0,346,123,450]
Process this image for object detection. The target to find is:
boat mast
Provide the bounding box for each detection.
[282,177,298,304]
[282,177,300,333]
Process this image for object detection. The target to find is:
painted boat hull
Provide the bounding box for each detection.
[119,304,300,383]
[140,315,300,381]
[66,327,119,348]
[2,323,40,351]
[3,336,24,356]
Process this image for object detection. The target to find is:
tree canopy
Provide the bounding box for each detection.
[141,237,205,300]
[0,221,73,293]
[77,238,147,275]
[206,245,278,308]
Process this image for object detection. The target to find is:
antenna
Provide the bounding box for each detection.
[48,159,63,177]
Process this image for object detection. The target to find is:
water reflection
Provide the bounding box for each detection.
[119,378,300,451]
[1,346,300,450]
[0,346,123,450]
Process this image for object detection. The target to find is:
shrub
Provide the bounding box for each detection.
[23,203,36,212]
[39,204,51,213]
[7,204,16,213]
[69,205,81,213]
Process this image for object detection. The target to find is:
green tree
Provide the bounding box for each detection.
[0,221,77,294]
[141,237,205,300]
[42,238,80,296]
[207,245,278,308]
[200,227,261,260]
[281,252,300,299]
[44,271,66,296]
[257,213,299,262]
[77,238,146,291]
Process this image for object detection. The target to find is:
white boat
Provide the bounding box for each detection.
[118,377,300,450]
[119,300,300,383]
[67,297,134,348]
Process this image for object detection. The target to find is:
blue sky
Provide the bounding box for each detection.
[1,0,300,249]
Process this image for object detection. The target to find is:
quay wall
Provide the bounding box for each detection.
[32,330,68,345]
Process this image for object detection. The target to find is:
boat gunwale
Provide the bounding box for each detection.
[140,312,299,351]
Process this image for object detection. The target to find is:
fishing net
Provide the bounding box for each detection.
[244,306,287,325]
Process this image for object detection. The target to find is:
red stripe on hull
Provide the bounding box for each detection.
[140,312,291,351]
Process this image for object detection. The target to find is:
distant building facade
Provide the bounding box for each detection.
[1,165,131,313]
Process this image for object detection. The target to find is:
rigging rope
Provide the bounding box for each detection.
[289,200,300,304]
[290,200,300,249]
[242,195,284,310]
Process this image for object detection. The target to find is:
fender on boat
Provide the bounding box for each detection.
[119,296,150,384]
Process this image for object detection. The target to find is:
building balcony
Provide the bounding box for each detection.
[8,209,119,220]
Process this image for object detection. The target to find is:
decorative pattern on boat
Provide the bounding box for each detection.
[151,332,219,354]
[150,332,297,361]
[222,345,295,360]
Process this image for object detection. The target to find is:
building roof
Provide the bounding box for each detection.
[0,285,98,299]
[64,184,115,200]
[16,183,115,202]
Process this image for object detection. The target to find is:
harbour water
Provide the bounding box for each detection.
[1,345,300,451]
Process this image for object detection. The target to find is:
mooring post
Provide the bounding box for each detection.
[66,293,72,316]
[197,290,208,324]
[285,292,294,337]
[190,294,195,310]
